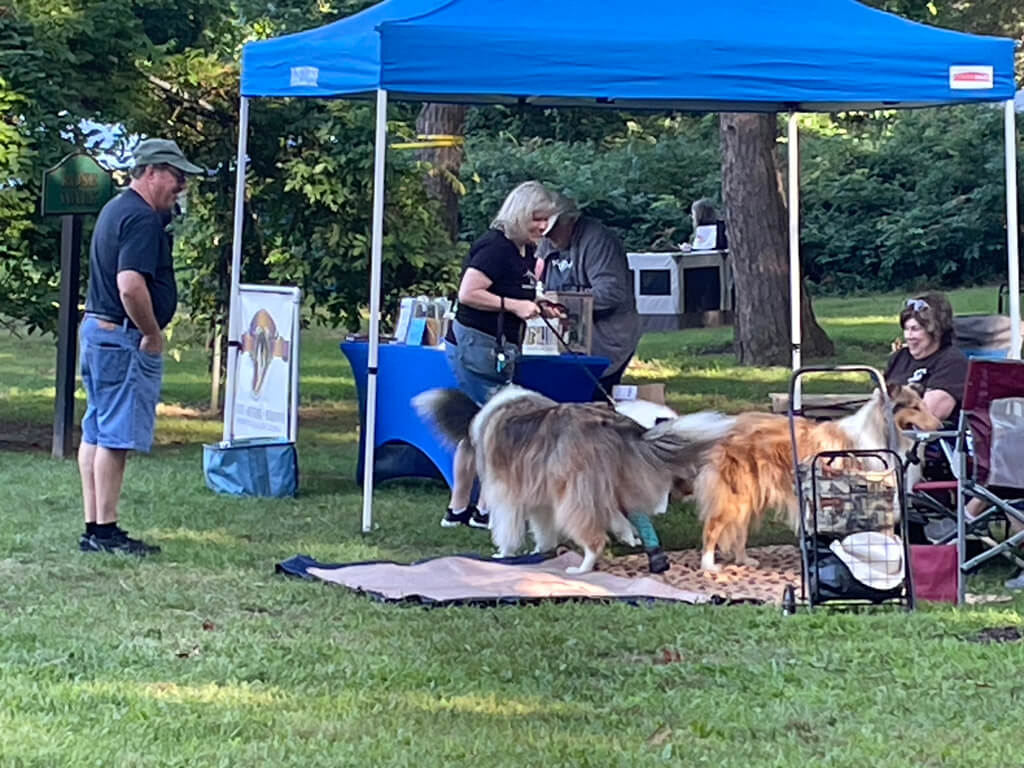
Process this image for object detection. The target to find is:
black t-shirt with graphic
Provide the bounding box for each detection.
[884,344,969,406]
[455,229,535,343]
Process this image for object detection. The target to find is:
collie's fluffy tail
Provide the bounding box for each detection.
[411,388,480,446]
[642,411,736,475]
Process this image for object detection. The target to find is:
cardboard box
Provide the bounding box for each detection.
[612,383,666,405]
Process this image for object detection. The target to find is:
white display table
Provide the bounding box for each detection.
[626,250,734,330]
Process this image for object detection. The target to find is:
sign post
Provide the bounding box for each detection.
[41,153,114,458]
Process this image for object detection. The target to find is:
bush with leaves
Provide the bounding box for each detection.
[460,114,721,251]
[801,106,1022,294]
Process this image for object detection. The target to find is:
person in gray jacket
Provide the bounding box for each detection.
[536,193,642,399]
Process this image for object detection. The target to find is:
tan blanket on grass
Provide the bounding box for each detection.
[304,546,804,606]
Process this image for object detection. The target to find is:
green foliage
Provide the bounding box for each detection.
[0,0,456,342]
[461,114,722,251]
[464,105,1022,296]
[801,107,1023,294]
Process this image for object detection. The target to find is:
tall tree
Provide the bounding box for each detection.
[720,113,833,366]
[415,103,468,242]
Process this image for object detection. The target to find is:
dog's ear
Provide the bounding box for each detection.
[885,381,903,401]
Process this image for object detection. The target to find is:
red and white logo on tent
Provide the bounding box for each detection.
[949,65,994,90]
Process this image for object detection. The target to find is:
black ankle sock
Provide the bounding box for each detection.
[85,522,97,535]
[94,522,119,539]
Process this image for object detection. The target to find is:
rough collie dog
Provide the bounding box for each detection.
[697,383,941,573]
[414,386,734,574]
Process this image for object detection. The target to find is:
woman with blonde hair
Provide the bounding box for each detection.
[439,180,560,529]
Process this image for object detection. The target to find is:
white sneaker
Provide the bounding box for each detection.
[1004,572,1024,590]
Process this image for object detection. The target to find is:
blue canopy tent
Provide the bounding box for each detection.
[378,0,1016,110]
[234,0,1020,533]
[240,0,442,98]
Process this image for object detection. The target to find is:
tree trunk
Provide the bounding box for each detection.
[415,103,468,243]
[719,113,834,366]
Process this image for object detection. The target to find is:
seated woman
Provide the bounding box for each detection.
[885,291,967,423]
[886,292,968,540]
[440,180,560,529]
[886,292,1021,570]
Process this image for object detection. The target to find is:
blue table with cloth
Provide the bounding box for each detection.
[341,341,609,487]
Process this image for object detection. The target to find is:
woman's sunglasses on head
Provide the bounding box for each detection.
[905,298,929,312]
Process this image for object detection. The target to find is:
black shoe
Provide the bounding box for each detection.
[467,506,490,530]
[440,507,472,528]
[80,527,161,556]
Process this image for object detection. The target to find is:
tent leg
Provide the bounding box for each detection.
[361,89,388,534]
[787,112,802,408]
[1005,100,1021,360]
[223,94,250,440]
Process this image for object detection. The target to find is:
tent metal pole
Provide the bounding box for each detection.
[361,88,388,534]
[787,112,802,409]
[223,94,250,440]
[1005,100,1021,360]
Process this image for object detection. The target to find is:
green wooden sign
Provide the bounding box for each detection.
[41,153,114,216]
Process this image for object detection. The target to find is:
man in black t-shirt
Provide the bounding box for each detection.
[77,138,202,556]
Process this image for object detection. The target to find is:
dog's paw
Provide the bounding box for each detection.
[699,553,721,574]
[735,555,760,568]
[565,565,593,575]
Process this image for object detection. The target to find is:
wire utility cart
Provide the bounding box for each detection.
[783,366,915,614]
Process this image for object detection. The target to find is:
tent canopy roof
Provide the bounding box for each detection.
[377,0,1016,110]
[241,0,441,98]
[242,0,1016,111]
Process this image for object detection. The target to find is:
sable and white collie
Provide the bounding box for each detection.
[413,386,733,574]
[696,383,941,573]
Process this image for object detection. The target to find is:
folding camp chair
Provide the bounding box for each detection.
[907,359,1024,604]
[954,314,1016,359]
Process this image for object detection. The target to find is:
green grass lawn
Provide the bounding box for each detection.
[1,285,1022,767]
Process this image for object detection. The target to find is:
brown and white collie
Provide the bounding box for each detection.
[696,383,941,573]
[414,386,734,574]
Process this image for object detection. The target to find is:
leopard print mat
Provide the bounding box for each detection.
[598,545,803,605]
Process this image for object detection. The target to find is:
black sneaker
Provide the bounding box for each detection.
[467,506,490,530]
[440,507,472,528]
[80,527,161,556]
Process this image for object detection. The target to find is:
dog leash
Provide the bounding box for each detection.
[534,299,616,407]
[535,297,669,574]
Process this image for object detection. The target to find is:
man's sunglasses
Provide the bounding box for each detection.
[159,164,187,184]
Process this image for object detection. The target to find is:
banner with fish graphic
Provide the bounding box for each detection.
[229,285,302,441]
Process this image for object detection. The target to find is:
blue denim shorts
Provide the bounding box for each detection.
[444,319,516,405]
[80,315,164,452]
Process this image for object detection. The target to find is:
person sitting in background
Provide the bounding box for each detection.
[536,192,641,400]
[885,292,967,422]
[884,292,1012,550]
[689,198,728,251]
[440,180,560,529]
